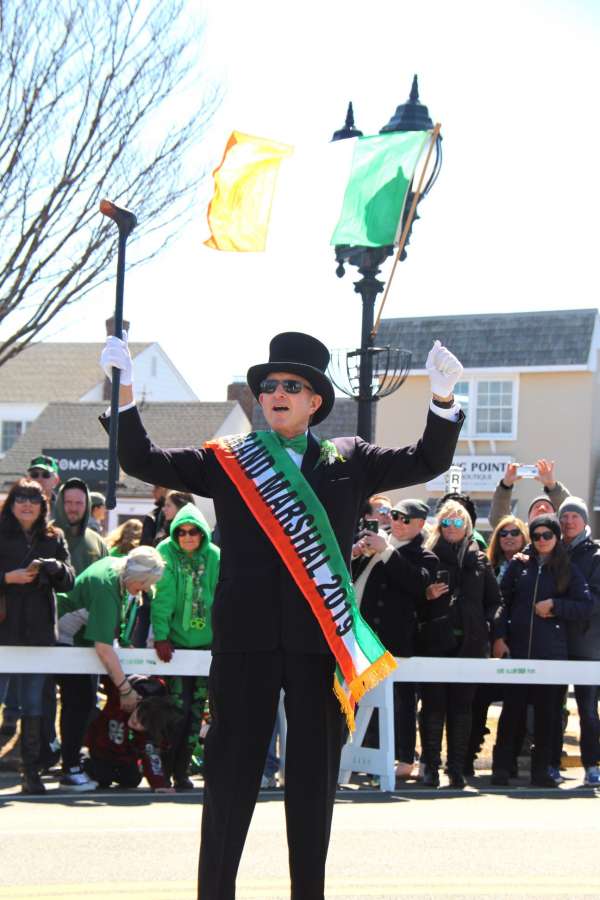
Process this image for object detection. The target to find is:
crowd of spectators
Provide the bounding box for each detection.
[1,454,600,794]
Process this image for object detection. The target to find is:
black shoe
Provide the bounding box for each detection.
[448,770,466,789]
[491,770,510,786]
[174,777,195,792]
[21,767,46,795]
[422,766,439,787]
[531,773,559,788]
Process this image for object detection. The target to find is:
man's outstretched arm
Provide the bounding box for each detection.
[99,336,213,497]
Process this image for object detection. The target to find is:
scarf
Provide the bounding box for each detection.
[205,431,396,729]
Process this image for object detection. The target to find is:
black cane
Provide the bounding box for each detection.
[100,198,137,510]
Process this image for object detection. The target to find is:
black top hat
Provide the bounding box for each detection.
[247,332,335,426]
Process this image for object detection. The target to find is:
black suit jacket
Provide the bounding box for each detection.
[102,407,463,654]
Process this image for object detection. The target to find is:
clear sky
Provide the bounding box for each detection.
[44,0,600,400]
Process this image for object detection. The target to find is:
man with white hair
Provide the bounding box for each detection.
[58,547,165,720]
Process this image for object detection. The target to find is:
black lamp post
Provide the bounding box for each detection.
[330,76,442,442]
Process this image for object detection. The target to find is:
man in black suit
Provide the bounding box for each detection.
[100,331,464,900]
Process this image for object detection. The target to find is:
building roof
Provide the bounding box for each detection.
[251,396,367,439]
[0,342,150,402]
[376,308,599,370]
[0,401,237,495]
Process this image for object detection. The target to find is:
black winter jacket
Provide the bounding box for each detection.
[0,523,75,646]
[417,536,501,658]
[353,533,438,657]
[565,535,600,660]
[494,554,592,660]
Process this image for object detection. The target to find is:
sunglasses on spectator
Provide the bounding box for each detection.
[390,511,412,524]
[176,527,201,537]
[441,517,465,528]
[531,530,555,542]
[14,492,43,504]
[259,379,311,394]
[28,469,53,479]
[499,528,522,538]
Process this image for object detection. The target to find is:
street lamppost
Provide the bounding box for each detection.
[329,76,442,442]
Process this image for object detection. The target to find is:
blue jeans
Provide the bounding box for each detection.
[0,678,21,723]
[0,674,45,717]
[574,684,600,768]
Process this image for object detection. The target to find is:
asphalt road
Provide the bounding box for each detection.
[1,780,600,900]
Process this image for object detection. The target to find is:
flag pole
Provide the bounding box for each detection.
[371,122,442,340]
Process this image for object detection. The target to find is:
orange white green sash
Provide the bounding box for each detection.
[205,430,396,730]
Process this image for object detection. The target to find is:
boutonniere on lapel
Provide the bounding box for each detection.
[317,439,345,467]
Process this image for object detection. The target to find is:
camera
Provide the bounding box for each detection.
[516,464,538,479]
[363,519,379,534]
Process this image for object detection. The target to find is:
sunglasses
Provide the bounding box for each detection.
[176,527,201,537]
[29,469,53,479]
[259,378,311,394]
[441,517,465,528]
[390,511,412,524]
[499,528,522,538]
[14,492,43,504]
[531,530,555,542]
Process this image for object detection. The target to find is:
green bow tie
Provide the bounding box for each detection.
[275,433,308,455]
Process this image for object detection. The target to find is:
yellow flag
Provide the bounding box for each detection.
[204,131,294,252]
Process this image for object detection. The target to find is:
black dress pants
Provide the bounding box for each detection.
[198,651,345,900]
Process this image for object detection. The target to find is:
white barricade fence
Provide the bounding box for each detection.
[0,646,212,676]
[3,650,600,791]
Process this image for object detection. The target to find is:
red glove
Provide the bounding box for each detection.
[154,640,174,663]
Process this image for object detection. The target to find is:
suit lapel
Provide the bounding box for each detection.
[301,430,324,493]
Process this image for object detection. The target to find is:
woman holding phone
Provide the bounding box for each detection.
[0,478,75,793]
[419,500,501,787]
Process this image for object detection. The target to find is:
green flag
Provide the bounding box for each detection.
[330,131,429,247]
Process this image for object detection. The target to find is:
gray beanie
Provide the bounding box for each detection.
[558,496,589,525]
[122,545,165,591]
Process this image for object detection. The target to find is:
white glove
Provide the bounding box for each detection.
[426,340,463,398]
[101,332,133,386]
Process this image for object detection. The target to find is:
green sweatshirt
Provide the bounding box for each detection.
[57,556,129,647]
[153,504,220,648]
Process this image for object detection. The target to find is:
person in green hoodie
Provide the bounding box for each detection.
[152,503,220,791]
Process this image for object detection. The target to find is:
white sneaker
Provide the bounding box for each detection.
[60,767,98,792]
[260,774,278,789]
[584,766,600,786]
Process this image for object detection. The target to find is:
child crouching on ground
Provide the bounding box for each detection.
[84,675,181,793]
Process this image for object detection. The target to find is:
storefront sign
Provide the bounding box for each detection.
[426,456,513,493]
[44,448,110,487]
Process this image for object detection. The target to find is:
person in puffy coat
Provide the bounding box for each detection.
[420,500,501,788]
[152,503,220,790]
[491,514,592,787]
[0,478,75,793]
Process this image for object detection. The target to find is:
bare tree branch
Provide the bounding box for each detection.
[0,0,221,366]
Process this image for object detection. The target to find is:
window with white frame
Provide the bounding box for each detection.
[455,378,517,439]
[1,420,25,453]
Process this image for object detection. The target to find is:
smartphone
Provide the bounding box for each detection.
[364,519,379,534]
[436,570,449,586]
[516,464,538,478]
